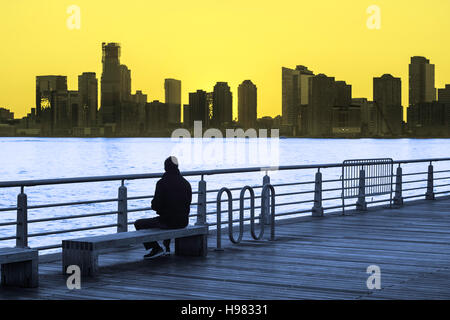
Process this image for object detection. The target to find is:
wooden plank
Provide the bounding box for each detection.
[0,248,38,264]
[64,225,208,251]
[1,198,450,299]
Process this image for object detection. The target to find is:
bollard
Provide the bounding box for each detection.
[16,188,28,248]
[117,182,128,233]
[393,166,403,206]
[196,177,207,225]
[312,170,324,217]
[261,174,271,224]
[356,169,367,211]
[425,163,435,200]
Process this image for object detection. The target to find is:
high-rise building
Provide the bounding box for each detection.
[131,90,148,133]
[36,75,67,117]
[335,81,352,107]
[189,90,209,127]
[331,105,361,136]
[145,100,168,132]
[408,83,450,137]
[409,56,436,107]
[78,72,98,127]
[307,74,338,136]
[183,104,191,127]
[408,102,449,137]
[282,65,314,126]
[100,43,122,128]
[36,75,68,134]
[212,82,232,127]
[373,74,403,136]
[120,65,131,102]
[438,85,450,103]
[165,79,182,125]
[238,80,257,129]
[68,90,82,128]
[352,98,380,136]
[0,108,14,122]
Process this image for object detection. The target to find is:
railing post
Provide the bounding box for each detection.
[312,170,324,217]
[356,169,367,211]
[16,187,28,248]
[426,162,435,200]
[393,165,403,206]
[196,176,207,225]
[262,173,271,224]
[117,181,128,233]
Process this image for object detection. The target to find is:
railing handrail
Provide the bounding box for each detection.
[1,157,450,189]
[1,156,449,252]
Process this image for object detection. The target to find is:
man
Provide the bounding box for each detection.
[134,156,192,259]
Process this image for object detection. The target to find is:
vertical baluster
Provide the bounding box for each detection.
[426,162,435,200]
[117,180,128,233]
[16,187,28,248]
[196,176,207,225]
[312,169,324,217]
[394,165,403,206]
[356,169,367,211]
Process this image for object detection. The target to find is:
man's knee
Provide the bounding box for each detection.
[134,219,143,230]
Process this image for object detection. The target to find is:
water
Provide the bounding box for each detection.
[0,137,449,251]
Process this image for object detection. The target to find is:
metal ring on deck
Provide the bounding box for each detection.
[216,187,232,250]
[261,184,276,241]
[227,187,246,244]
[247,186,264,240]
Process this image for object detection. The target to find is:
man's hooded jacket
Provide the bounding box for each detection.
[151,157,192,228]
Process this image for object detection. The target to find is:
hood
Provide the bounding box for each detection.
[164,156,180,175]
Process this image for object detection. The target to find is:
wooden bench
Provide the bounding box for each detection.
[62,225,208,276]
[0,247,39,288]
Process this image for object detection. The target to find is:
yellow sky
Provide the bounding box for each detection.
[1,0,450,119]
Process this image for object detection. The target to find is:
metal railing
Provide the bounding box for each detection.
[0,157,449,254]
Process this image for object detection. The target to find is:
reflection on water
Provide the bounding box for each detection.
[0,137,449,251]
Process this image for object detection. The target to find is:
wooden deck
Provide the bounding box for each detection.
[1,197,450,300]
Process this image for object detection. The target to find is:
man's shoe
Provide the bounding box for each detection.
[163,240,171,255]
[144,247,164,259]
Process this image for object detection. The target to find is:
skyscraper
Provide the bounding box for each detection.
[373,74,403,136]
[307,74,339,136]
[100,43,121,127]
[165,79,182,125]
[282,65,314,126]
[189,90,209,127]
[120,65,131,102]
[183,104,191,127]
[146,100,168,132]
[409,56,436,107]
[35,75,68,134]
[78,72,98,127]
[238,80,257,129]
[212,82,232,127]
[36,75,68,117]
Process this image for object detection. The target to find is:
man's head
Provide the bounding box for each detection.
[164,156,179,173]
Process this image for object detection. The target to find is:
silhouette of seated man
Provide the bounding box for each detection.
[134,156,192,259]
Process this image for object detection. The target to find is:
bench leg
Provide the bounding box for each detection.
[1,259,38,288]
[175,234,207,257]
[63,247,98,277]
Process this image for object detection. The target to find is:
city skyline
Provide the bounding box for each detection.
[2,43,449,124]
[1,42,449,137]
[2,1,450,119]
